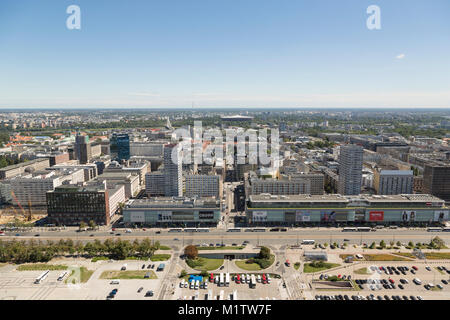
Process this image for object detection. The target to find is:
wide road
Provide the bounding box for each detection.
[2,228,449,246]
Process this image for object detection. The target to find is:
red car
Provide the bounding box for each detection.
[389,278,395,284]
[209,273,214,282]
[236,274,240,284]
[262,274,267,284]
[412,266,418,271]
[285,259,290,267]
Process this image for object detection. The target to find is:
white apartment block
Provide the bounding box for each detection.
[184,174,222,198]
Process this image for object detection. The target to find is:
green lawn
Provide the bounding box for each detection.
[392,252,416,259]
[91,256,110,262]
[294,262,301,270]
[362,254,410,261]
[235,255,275,271]
[65,267,94,284]
[354,267,370,275]
[197,246,245,251]
[186,257,224,271]
[99,270,157,280]
[17,264,68,271]
[150,254,171,261]
[424,252,450,260]
[303,262,340,273]
[159,246,172,250]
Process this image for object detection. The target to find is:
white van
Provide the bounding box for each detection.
[267,274,271,284]
[413,278,422,285]
[257,274,261,283]
[189,280,194,289]
[110,280,120,285]
[246,274,250,283]
[195,280,200,290]
[180,279,185,288]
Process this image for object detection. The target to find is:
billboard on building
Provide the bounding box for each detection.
[354,209,365,222]
[130,212,145,223]
[295,211,311,222]
[369,211,384,221]
[252,211,267,222]
[401,211,416,222]
[434,210,449,222]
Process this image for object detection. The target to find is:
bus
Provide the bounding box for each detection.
[442,227,450,232]
[342,227,357,232]
[219,273,224,287]
[357,227,371,232]
[427,227,442,232]
[196,228,210,232]
[168,228,183,233]
[250,274,256,289]
[301,240,315,245]
[35,270,50,284]
[252,228,266,232]
[184,228,197,233]
[225,273,230,287]
[227,228,242,232]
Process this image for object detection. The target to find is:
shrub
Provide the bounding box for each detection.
[184,245,199,259]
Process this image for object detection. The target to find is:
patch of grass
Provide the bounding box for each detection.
[362,254,410,261]
[197,246,245,251]
[99,270,157,280]
[91,256,110,262]
[79,267,94,283]
[294,262,301,270]
[17,264,68,271]
[150,254,171,261]
[424,252,450,260]
[303,262,340,273]
[392,252,416,259]
[159,246,172,250]
[186,257,224,271]
[235,255,275,271]
[354,267,370,275]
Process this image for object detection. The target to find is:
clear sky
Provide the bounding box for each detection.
[0,0,449,109]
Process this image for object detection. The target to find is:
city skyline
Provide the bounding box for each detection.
[1,0,449,108]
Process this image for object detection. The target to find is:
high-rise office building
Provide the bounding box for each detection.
[75,134,91,164]
[423,161,450,202]
[110,133,130,161]
[164,144,182,197]
[338,144,363,195]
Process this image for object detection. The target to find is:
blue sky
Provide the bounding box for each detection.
[0,0,449,108]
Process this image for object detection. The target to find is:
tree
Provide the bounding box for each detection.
[179,269,187,278]
[184,245,198,260]
[259,246,270,260]
[369,242,376,249]
[79,221,87,231]
[430,236,445,249]
[88,220,97,230]
[379,240,386,249]
[396,241,402,247]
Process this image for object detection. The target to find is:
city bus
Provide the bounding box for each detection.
[196,228,210,232]
[250,274,256,289]
[442,227,450,232]
[184,228,197,232]
[227,228,242,232]
[301,240,315,245]
[219,273,224,287]
[168,228,183,233]
[427,227,442,232]
[252,228,267,232]
[342,227,357,232]
[356,227,371,232]
[35,270,50,284]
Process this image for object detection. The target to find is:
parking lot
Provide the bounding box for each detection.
[174,272,288,300]
[310,261,450,300]
[0,260,169,300]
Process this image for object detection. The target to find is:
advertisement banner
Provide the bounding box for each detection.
[321,211,336,222]
[355,209,365,222]
[131,212,145,223]
[434,210,449,222]
[252,211,267,222]
[369,211,384,221]
[296,211,311,222]
[401,211,416,222]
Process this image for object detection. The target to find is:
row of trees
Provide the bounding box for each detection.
[0,238,161,264]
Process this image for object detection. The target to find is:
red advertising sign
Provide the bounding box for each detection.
[369,211,384,221]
